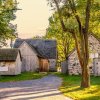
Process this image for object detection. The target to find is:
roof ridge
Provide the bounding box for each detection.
[67,33,100,58]
[16,38,56,41]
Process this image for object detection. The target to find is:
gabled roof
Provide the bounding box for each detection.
[14,39,57,59]
[90,33,100,42]
[67,48,76,58]
[0,49,21,61]
[67,34,100,58]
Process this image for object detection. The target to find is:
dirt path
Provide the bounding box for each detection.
[0,75,72,100]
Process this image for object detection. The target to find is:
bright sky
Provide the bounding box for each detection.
[13,0,52,38]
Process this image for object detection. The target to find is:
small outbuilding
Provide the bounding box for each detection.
[14,39,57,72]
[0,49,22,75]
[62,34,100,76]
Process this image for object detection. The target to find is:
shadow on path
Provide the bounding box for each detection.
[0,75,72,100]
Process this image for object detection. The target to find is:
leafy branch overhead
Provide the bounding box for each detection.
[47,0,100,37]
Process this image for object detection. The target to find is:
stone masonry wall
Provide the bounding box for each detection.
[68,35,100,76]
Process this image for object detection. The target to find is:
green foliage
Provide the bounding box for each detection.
[89,1,100,38]
[45,12,75,62]
[0,72,47,82]
[47,0,100,37]
[47,0,100,65]
[55,73,100,100]
[33,35,45,39]
[0,0,17,47]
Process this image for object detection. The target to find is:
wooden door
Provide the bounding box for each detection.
[39,59,49,72]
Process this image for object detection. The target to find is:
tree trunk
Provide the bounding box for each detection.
[53,0,91,88]
[65,58,69,75]
[73,32,90,88]
[81,64,90,88]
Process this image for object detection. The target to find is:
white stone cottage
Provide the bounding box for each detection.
[0,49,22,75]
[14,39,57,72]
[63,34,100,76]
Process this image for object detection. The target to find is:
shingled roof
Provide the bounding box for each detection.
[0,49,21,61]
[14,39,57,59]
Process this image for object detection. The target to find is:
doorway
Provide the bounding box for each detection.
[39,59,49,72]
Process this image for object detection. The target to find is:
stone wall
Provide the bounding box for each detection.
[93,58,100,76]
[67,35,100,76]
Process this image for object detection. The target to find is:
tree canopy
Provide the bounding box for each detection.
[0,0,17,47]
[45,12,75,62]
[47,0,100,37]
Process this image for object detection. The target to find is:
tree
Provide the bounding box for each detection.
[47,0,100,88]
[45,13,74,74]
[0,0,18,47]
[33,35,43,39]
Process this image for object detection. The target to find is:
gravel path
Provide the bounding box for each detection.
[0,75,72,100]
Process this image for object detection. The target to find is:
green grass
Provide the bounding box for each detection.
[54,72,100,100]
[0,72,47,82]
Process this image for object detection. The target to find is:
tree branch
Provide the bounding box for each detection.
[68,0,83,34]
[84,0,92,66]
[53,0,67,31]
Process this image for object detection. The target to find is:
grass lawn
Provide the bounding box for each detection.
[0,72,47,82]
[54,72,100,100]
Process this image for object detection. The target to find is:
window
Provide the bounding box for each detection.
[0,62,6,67]
[0,62,8,71]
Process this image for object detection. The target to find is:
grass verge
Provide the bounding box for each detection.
[0,72,47,82]
[54,72,100,100]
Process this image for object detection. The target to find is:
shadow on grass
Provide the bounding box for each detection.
[55,73,100,100]
[61,86,81,93]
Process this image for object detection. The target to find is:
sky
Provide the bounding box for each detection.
[13,0,52,38]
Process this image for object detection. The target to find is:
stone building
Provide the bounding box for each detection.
[0,49,22,75]
[14,39,57,72]
[62,34,100,76]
